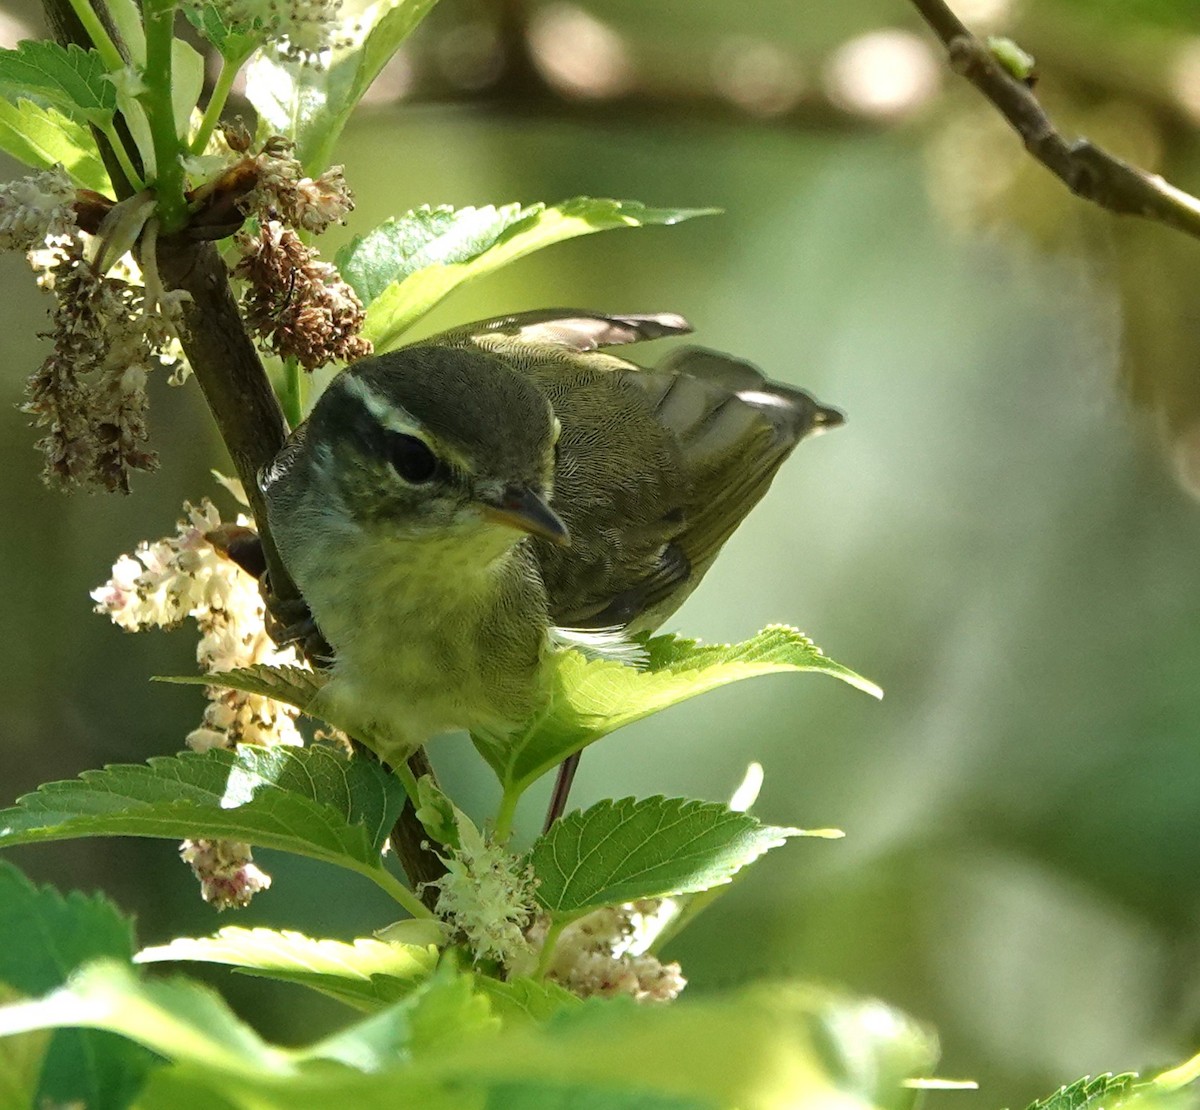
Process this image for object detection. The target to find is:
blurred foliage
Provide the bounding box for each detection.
[4,0,1200,1107]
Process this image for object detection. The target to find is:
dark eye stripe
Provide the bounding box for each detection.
[320,377,447,484]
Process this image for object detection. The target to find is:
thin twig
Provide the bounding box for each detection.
[909,0,1200,241]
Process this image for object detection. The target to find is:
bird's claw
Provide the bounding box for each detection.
[263,584,334,664]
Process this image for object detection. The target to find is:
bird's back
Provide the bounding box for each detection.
[430,310,842,633]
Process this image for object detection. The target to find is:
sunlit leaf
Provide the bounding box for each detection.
[473,624,879,798]
[409,982,937,1110]
[339,202,532,304]
[137,927,438,1012]
[0,41,116,125]
[530,796,824,917]
[0,745,405,878]
[1025,1074,1140,1110]
[0,98,109,190]
[477,1083,705,1109]
[104,0,146,63]
[0,959,937,1110]
[184,3,264,61]
[244,0,439,174]
[0,961,289,1074]
[347,198,717,350]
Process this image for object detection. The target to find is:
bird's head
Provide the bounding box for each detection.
[297,344,569,550]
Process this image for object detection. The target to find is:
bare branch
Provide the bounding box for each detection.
[909,0,1200,241]
[154,236,295,590]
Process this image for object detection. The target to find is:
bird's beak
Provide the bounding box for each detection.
[480,486,571,547]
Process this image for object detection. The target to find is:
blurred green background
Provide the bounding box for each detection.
[6,0,1200,1105]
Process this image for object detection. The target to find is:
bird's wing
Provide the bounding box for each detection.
[637,346,842,579]
[518,342,841,633]
[432,308,693,352]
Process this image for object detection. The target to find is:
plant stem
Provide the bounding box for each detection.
[190,49,248,156]
[65,0,124,71]
[533,917,566,979]
[139,0,186,230]
[493,786,520,843]
[279,356,304,428]
[98,120,145,191]
[357,861,436,920]
[392,757,422,809]
[1155,1050,1200,1091]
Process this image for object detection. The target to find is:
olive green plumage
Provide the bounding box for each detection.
[260,309,842,755]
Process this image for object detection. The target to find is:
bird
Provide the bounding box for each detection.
[259,309,843,818]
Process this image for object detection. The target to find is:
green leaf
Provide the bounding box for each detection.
[339,202,534,305]
[244,0,439,175]
[0,862,135,991]
[0,960,290,1075]
[643,764,772,955]
[351,198,717,350]
[0,959,937,1110]
[414,775,460,850]
[0,862,153,1109]
[104,0,145,64]
[0,745,406,880]
[184,3,264,61]
[473,978,581,1028]
[530,796,827,917]
[412,982,937,1110]
[480,1085,708,1110]
[1026,1074,1140,1110]
[303,967,498,1074]
[0,98,109,190]
[157,664,327,712]
[136,927,437,1012]
[0,988,49,1110]
[172,38,206,139]
[474,624,879,799]
[0,41,116,126]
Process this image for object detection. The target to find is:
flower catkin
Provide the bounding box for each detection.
[248,148,355,234]
[91,495,306,750]
[180,838,272,910]
[527,902,687,1003]
[424,821,539,969]
[0,167,76,251]
[5,170,179,494]
[181,0,352,63]
[93,491,308,910]
[235,221,371,371]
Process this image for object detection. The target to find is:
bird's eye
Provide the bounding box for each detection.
[386,433,438,484]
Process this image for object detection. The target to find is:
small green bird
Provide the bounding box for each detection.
[260,309,842,815]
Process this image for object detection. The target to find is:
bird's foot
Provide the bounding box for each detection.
[263,588,334,664]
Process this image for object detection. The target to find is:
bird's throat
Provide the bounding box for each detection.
[294,527,549,744]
